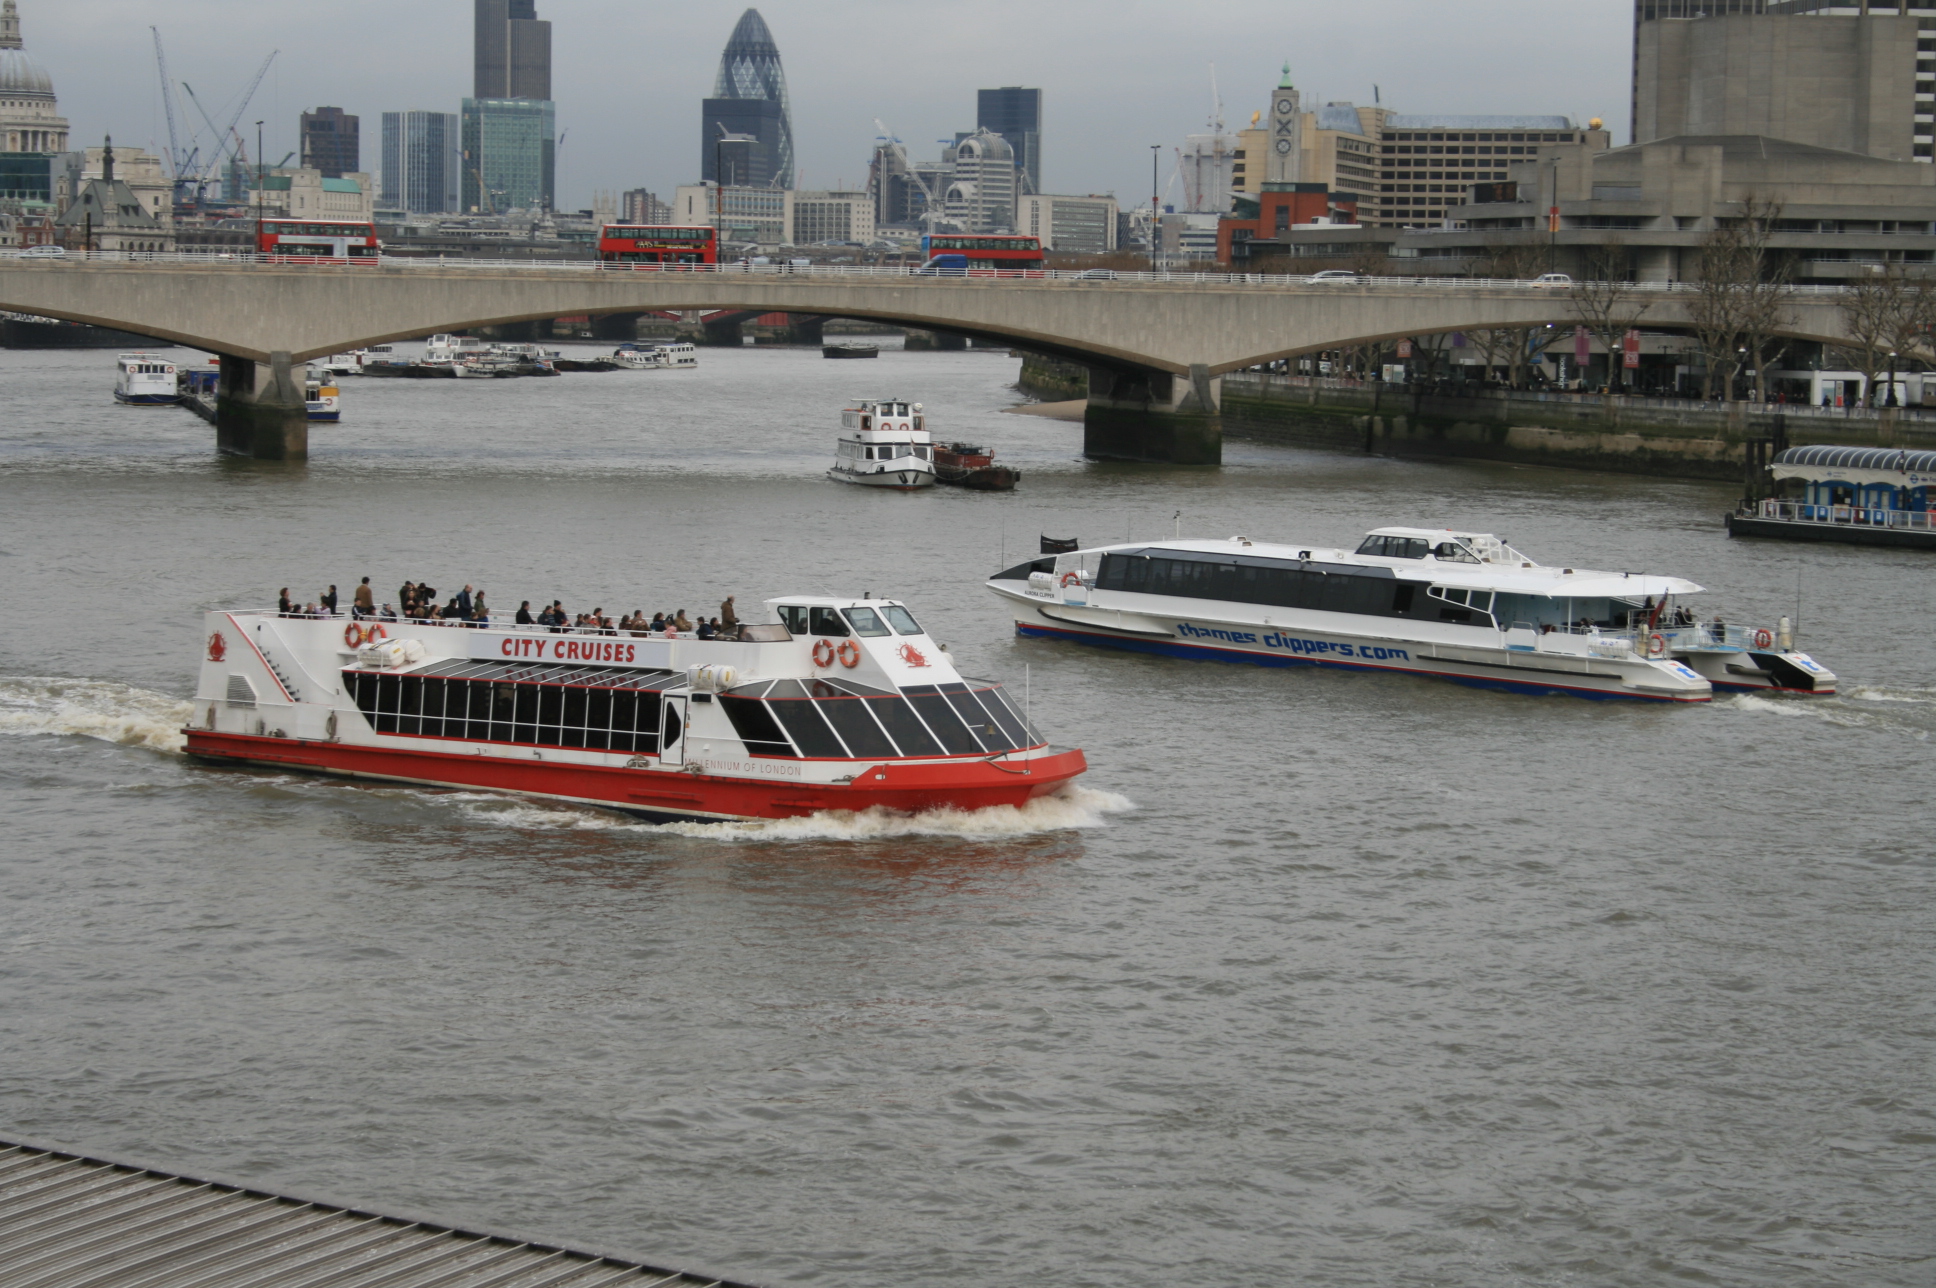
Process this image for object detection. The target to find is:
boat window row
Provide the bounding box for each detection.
[777,604,924,639]
[720,678,1038,760]
[1356,534,1479,562]
[346,662,680,752]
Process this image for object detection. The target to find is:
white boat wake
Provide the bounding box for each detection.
[0,677,193,754]
[453,784,1136,842]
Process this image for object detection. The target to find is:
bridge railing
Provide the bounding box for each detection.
[0,248,1861,296]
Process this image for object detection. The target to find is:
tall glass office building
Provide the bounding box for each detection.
[977,87,1042,195]
[700,9,793,189]
[462,98,554,213]
[464,0,554,213]
[381,111,461,214]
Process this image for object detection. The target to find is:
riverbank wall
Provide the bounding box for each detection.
[1016,352,1088,401]
[1221,374,1936,481]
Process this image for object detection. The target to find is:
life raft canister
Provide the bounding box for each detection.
[836,639,862,669]
[812,638,837,668]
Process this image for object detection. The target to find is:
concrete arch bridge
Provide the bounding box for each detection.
[0,256,1855,461]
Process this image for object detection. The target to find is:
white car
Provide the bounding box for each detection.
[1307,269,1363,284]
[1527,272,1573,289]
[15,244,65,259]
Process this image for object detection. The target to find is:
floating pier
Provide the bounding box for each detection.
[0,1135,766,1288]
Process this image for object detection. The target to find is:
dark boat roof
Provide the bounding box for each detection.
[1774,445,1936,473]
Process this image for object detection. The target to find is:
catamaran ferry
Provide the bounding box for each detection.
[988,527,1837,702]
[183,596,1084,823]
[829,400,936,489]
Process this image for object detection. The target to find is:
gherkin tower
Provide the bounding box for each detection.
[700,9,793,189]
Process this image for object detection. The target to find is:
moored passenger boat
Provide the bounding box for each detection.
[1728,445,1936,549]
[183,597,1084,823]
[114,353,179,405]
[829,399,936,489]
[651,342,698,369]
[988,527,1837,701]
[303,369,341,422]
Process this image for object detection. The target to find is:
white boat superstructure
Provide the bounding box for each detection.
[988,526,1837,703]
[609,344,659,370]
[829,399,936,490]
[114,353,179,406]
[420,334,487,369]
[181,597,1086,823]
[651,342,698,369]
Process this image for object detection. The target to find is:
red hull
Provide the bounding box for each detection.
[182,730,1088,823]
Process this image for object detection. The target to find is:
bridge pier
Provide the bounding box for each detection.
[700,317,745,346]
[591,312,642,342]
[216,352,307,461]
[1083,363,1222,465]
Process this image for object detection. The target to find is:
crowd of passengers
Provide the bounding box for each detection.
[277,579,746,639]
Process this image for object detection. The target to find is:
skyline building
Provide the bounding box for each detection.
[462,97,555,213]
[474,0,551,101]
[943,128,1018,233]
[0,0,66,204]
[464,0,555,213]
[1632,1,1930,162]
[300,106,359,179]
[977,86,1041,194]
[381,111,461,214]
[701,9,793,189]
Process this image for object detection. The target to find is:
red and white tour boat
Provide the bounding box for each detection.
[183,597,1086,823]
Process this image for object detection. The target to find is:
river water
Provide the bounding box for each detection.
[1,342,1930,1288]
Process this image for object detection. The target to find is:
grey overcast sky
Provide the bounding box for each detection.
[35,1,1632,209]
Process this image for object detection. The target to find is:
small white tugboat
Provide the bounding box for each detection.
[829,399,936,490]
[114,353,179,406]
[183,596,1085,823]
[989,526,1838,702]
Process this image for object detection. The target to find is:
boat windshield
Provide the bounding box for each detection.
[881,604,924,635]
[1358,535,1431,559]
[842,606,892,637]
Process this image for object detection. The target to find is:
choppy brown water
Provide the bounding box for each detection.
[1,342,1931,1287]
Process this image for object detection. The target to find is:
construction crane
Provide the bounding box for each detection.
[149,29,185,185]
[872,119,946,235]
[179,50,279,194]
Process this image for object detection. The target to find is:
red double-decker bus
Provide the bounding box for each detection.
[920,234,1045,274]
[598,225,718,267]
[256,219,381,262]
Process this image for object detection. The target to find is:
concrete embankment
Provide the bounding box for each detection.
[1016,352,1088,402]
[1221,374,1935,481]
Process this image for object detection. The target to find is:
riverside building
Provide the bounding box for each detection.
[299,107,359,179]
[381,111,461,215]
[464,0,554,213]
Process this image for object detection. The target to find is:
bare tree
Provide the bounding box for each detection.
[1569,240,1652,393]
[1689,195,1795,401]
[1837,266,1936,406]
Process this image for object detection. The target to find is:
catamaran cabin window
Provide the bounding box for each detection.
[778,605,809,635]
[1357,535,1432,559]
[808,606,851,636]
[1432,541,1480,563]
[842,606,892,637]
[881,604,924,635]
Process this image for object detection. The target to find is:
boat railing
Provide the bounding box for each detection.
[1754,498,1935,529]
[1531,620,1774,654]
[247,609,769,641]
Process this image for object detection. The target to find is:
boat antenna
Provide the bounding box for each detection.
[1174,510,1182,540]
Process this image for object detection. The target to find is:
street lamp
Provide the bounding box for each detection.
[1150,144,1161,272]
[1887,350,1899,408]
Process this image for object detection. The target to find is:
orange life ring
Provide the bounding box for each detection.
[1647,633,1667,657]
[1059,571,1082,588]
[837,639,862,669]
[366,623,387,644]
[1753,628,1774,649]
[344,623,365,648]
[812,638,836,668]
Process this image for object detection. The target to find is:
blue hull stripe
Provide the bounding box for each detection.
[1016,621,1704,703]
